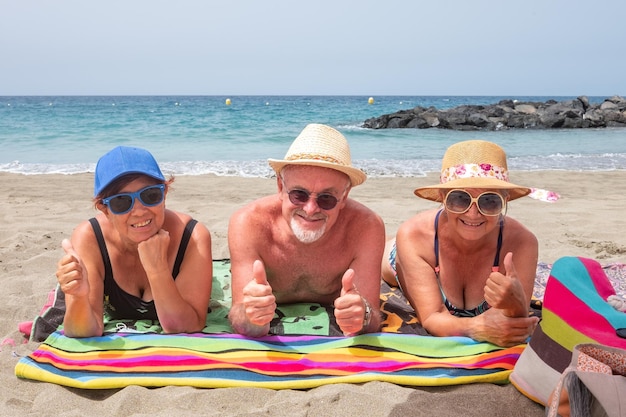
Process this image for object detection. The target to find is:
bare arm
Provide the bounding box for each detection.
[333,207,385,335]
[227,204,277,337]
[395,212,454,334]
[228,259,276,337]
[56,222,105,337]
[141,215,213,333]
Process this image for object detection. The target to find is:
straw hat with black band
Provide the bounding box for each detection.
[268,123,367,186]
[414,140,532,202]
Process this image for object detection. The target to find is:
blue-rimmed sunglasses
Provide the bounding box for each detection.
[101,184,165,215]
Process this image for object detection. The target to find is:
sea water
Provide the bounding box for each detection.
[1,95,625,177]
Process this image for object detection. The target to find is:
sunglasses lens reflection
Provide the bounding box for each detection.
[446,191,471,212]
[316,194,338,210]
[140,187,164,205]
[477,193,503,215]
[289,189,309,204]
[109,196,133,213]
[287,189,339,210]
[445,190,503,216]
[105,185,165,214]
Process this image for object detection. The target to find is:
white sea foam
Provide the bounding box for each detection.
[3,154,625,177]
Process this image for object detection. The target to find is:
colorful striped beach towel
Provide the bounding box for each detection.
[15,259,528,389]
[15,331,523,389]
[510,257,626,405]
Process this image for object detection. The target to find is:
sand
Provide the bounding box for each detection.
[2,170,625,416]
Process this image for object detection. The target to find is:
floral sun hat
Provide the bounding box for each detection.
[414,140,559,202]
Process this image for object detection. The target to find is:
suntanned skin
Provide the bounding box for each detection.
[381,189,539,347]
[56,176,213,338]
[228,165,385,337]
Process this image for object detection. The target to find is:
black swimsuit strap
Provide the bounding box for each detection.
[88,217,198,280]
[434,209,442,268]
[172,219,198,278]
[89,217,113,280]
[493,217,504,268]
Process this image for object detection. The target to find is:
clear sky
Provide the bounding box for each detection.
[2,0,625,96]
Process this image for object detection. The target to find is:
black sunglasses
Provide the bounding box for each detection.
[444,189,505,216]
[102,184,165,215]
[285,188,341,211]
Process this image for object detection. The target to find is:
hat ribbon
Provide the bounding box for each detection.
[285,153,347,166]
[528,188,560,202]
[440,163,509,184]
[441,163,559,202]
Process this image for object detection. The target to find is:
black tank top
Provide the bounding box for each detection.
[89,217,198,320]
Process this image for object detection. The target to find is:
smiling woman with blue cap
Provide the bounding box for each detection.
[55,146,213,337]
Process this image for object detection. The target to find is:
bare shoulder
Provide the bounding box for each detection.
[69,218,102,263]
[175,210,211,237]
[397,208,439,239]
[228,195,281,246]
[230,195,278,225]
[70,218,99,245]
[503,216,538,244]
[162,209,209,238]
[341,199,385,235]
[166,209,192,225]
[343,198,383,221]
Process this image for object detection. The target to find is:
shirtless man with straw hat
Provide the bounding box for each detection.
[228,123,385,337]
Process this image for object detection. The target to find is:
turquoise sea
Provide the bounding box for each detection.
[1,95,625,177]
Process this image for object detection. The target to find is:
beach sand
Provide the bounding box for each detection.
[2,171,625,416]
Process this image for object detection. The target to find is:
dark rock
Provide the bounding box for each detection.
[362,96,626,130]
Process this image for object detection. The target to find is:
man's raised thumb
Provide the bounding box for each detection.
[340,269,356,296]
[252,259,269,286]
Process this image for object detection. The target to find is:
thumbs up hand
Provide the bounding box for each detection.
[56,239,90,298]
[484,252,527,316]
[242,260,276,327]
[334,269,369,336]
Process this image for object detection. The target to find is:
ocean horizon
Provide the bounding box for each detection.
[2,95,625,178]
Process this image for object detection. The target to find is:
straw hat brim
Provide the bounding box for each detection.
[268,159,367,186]
[414,177,531,202]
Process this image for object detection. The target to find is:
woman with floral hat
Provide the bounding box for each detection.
[382,140,558,347]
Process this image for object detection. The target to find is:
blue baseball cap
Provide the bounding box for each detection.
[94,146,165,196]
